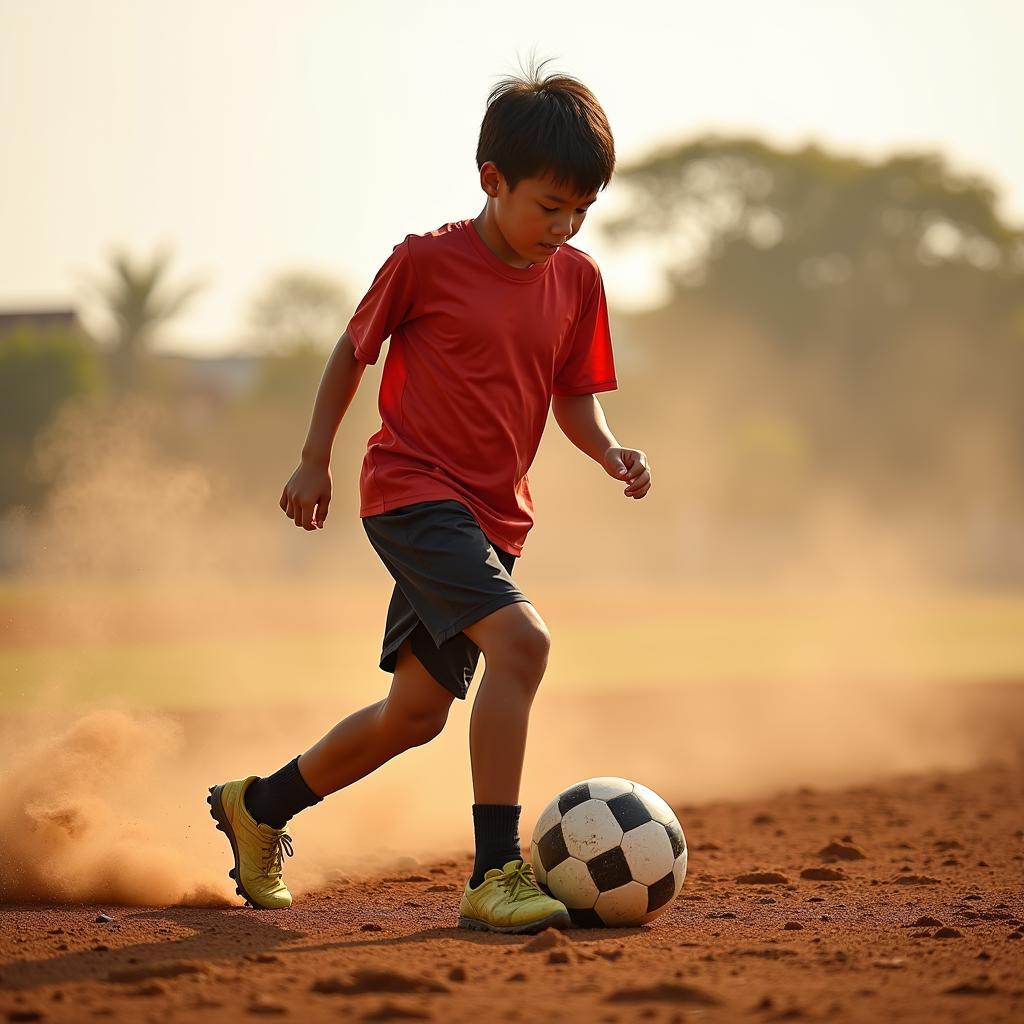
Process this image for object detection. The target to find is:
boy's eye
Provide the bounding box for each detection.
[539,204,588,214]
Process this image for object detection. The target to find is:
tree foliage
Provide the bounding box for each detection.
[82,243,206,389]
[246,270,352,354]
[603,136,1024,345]
[0,325,102,509]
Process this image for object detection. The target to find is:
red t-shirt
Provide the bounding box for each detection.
[345,217,617,556]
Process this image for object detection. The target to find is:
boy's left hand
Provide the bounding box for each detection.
[603,447,651,499]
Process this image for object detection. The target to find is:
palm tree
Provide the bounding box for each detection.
[84,243,206,389]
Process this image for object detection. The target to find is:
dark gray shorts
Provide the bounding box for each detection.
[361,499,531,700]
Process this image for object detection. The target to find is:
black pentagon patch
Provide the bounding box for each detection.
[587,846,632,892]
[664,819,686,859]
[606,792,652,833]
[557,782,591,816]
[568,905,605,928]
[537,823,570,872]
[647,870,676,913]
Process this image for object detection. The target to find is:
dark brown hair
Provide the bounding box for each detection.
[476,55,615,197]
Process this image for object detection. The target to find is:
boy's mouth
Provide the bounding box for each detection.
[538,242,560,252]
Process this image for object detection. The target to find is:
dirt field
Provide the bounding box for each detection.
[2,583,1022,1022]
[2,757,1022,1024]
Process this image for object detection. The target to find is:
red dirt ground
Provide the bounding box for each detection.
[1,761,1022,1023]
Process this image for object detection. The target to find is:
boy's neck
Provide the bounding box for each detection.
[473,206,537,269]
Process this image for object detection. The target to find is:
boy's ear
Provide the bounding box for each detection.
[479,161,503,199]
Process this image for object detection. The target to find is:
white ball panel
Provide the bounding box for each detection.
[546,856,599,909]
[560,799,624,861]
[532,798,563,843]
[594,880,649,926]
[673,851,688,891]
[531,840,547,885]
[585,776,635,800]
[632,782,677,825]
[620,820,675,886]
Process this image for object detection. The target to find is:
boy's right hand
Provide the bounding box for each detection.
[280,459,332,530]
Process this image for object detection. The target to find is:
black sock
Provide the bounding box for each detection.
[469,803,522,888]
[243,756,323,829]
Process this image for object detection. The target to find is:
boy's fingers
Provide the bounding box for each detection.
[316,495,331,527]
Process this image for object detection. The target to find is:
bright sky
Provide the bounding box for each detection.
[2,0,1022,355]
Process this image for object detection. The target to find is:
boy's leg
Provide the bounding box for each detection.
[455,599,569,932]
[246,637,456,825]
[210,637,455,909]
[463,601,550,804]
[461,601,550,887]
[297,638,456,797]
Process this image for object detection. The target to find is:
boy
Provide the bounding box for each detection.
[207,60,652,934]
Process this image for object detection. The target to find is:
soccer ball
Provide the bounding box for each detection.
[530,776,686,927]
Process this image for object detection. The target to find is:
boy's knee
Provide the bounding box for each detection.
[480,605,551,681]
[518,617,551,671]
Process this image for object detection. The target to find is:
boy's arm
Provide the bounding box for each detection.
[551,393,652,500]
[281,329,366,530]
[300,329,366,467]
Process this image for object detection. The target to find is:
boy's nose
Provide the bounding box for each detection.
[555,216,581,241]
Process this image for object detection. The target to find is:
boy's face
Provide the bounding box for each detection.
[479,162,599,267]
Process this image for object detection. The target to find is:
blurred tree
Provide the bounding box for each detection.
[246,269,352,355]
[602,136,1024,581]
[602,136,1024,350]
[82,243,206,390]
[0,325,102,510]
[186,270,354,491]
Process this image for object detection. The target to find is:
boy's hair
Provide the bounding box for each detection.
[476,56,615,198]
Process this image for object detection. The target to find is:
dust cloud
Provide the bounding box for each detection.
[0,704,229,906]
[0,380,1021,907]
[1,676,1020,907]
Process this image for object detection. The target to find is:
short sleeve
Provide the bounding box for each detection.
[552,267,618,396]
[345,238,418,365]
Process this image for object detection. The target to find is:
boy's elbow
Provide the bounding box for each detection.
[337,329,364,368]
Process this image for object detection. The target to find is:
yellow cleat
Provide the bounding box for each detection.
[207,776,294,910]
[458,859,571,934]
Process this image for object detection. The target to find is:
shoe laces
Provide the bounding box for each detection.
[262,831,294,878]
[500,860,543,903]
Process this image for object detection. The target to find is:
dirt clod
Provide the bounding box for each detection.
[800,867,847,881]
[818,840,866,861]
[311,969,449,996]
[606,983,721,1006]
